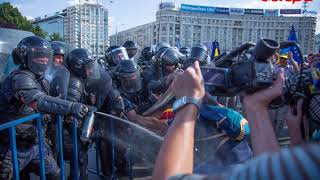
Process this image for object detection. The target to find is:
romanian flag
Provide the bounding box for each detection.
[160,108,175,120]
[210,40,220,61]
[214,47,219,58]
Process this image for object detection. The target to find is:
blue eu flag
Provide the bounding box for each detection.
[280,25,302,64]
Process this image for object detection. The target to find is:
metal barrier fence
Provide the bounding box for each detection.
[0,113,82,180]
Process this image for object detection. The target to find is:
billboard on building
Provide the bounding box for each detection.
[302,10,317,16]
[264,9,279,17]
[280,9,302,15]
[159,2,176,10]
[180,4,228,14]
[215,7,229,14]
[180,4,210,13]
[229,8,245,15]
[244,9,264,15]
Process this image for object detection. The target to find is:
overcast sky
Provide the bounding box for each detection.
[3,0,320,34]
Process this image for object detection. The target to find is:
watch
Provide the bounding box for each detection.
[173,96,202,113]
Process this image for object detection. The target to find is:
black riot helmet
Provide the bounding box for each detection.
[189,44,209,66]
[51,41,66,66]
[12,36,53,76]
[105,45,129,67]
[141,46,153,60]
[155,42,170,54]
[155,47,183,76]
[117,60,142,93]
[66,48,100,79]
[179,47,190,57]
[156,47,183,65]
[179,47,190,66]
[51,41,65,56]
[123,41,138,59]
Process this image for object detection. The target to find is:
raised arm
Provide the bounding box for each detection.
[152,61,205,180]
[243,69,285,155]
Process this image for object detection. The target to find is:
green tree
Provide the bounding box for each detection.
[49,32,63,41]
[0,2,47,38]
[33,25,47,38]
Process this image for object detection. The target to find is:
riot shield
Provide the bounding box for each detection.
[93,112,164,178]
[0,28,33,80]
[85,67,112,109]
[44,63,70,162]
[45,63,70,100]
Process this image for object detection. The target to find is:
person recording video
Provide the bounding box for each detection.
[152,57,320,180]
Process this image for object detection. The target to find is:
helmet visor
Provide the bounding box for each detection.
[127,48,138,58]
[85,60,101,79]
[190,46,207,62]
[160,48,183,66]
[111,47,129,65]
[120,72,142,93]
[28,47,52,76]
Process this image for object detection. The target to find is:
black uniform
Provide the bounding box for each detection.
[116,60,152,114]
[123,41,138,60]
[63,48,101,180]
[0,36,88,179]
[104,45,130,82]
[138,46,153,70]
[145,47,183,96]
[98,60,152,178]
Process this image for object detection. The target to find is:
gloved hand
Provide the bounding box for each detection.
[71,102,89,119]
[113,96,125,114]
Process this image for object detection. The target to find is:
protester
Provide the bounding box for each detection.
[152,61,320,180]
[275,51,299,78]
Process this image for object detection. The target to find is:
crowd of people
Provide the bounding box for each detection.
[0,35,319,179]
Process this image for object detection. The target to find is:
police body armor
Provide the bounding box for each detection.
[0,69,49,144]
[67,75,86,103]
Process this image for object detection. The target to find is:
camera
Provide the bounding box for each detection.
[202,38,279,96]
[270,66,316,108]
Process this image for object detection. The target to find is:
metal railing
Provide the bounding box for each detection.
[0,113,75,180]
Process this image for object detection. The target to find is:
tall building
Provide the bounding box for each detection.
[316,34,320,53]
[64,1,108,57]
[32,10,67,38]
[109,22,156,47]
[112,2,317,54]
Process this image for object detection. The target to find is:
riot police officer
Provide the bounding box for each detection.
[138,46,153,69]
[123,41,138,60]
[105,45,129,80]
[51,41,65,66]
[146,47,184,97]
[117,60,149,114]
[0,36,89,179]
[154,42,170,55]
[47,41,69,160]
[188,44,211,67]
[98,60,166,178]
[179,47,190,58]
[63,48,100,180]
[48,41,69,98]
[179,47,190,67]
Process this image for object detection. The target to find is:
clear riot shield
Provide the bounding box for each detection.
[85,67,112,109]
[0,28,34,81]
[45,63,70,100]
[44,63,70,163]
[93,112,164,178]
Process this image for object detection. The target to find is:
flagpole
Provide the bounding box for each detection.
[157,0,163,44]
